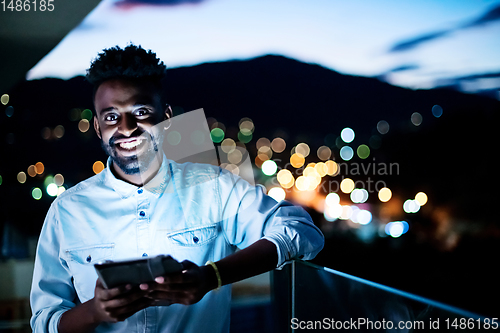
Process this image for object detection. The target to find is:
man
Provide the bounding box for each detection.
[30,44,324,333]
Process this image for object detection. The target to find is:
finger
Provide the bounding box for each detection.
[98,284,132,301]
[102,289,151,310]
[109,297,154,321]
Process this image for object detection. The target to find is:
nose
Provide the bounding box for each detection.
[118,113,138,137]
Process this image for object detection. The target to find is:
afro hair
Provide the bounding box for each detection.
[86,44,167,89]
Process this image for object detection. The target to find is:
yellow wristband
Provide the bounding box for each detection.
[205,261,222,291]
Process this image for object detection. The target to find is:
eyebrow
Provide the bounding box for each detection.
[98,103,153,115]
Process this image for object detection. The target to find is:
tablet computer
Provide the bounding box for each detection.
[94,254,183,290]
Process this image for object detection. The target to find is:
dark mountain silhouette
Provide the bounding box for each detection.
[2,54,499,232]
[1,55,499,316]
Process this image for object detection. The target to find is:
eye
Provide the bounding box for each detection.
[104,113,119,122]
[134,108,151,118]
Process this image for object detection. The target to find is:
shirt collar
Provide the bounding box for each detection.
[104,154,171,198]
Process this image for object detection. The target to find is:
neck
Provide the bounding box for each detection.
[111,154,163,187]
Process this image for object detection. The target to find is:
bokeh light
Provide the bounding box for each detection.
[0,94,9,105]
[261,160,278,176]
[340,146,354,161]
[93,161,105,174]
[238,118,255,135]
[378,187,392,202]
[54,174,64,186]
[81,109,93,120]
[35,162,44,175]
[256,137,271,150]
[221,138,236,153]
[350,188,369,203]
[54,125,65,139]
[340,127,355,143]
[17,171,27,184]
[325,160,338,176]
[377,120,389,135]
[415,192,428,206]
[432,105,443,118]
[411,112,423,126]
[167,131,182,145]
[325,192,340,206]
[268,187,286,202]
[295,143,310,158]
[271,137,286,153]
[324,203,342,221]
[227,149,243,164]
[277,169,294,188]
[46,183,58,197]
[357,144,370,159]
[353,209,372,225]
[290,153,305,168]
[32,187,42,200]
[5,106,14,117]
[403,199,420,213]
[340,178,355,193]
[78,119,90,133]
[295,176,311,191]
[385,221,409,238]
[317,146,332,161]
[210,128,225,143]
[27,165,37,177]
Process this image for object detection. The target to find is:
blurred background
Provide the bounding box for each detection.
[1,0,500,330]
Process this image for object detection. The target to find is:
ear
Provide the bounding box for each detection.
[164,104,173,120]
[93,116,101,139]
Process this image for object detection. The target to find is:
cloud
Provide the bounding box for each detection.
[389,3,500,53]
[389,31,449,52]
[462,4,500,28]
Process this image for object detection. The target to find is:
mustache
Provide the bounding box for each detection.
[108,128,149,145]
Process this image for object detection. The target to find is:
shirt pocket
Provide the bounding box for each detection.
[166,224,218,263]
[65,243,115,302]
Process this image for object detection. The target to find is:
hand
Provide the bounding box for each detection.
[139,260,217,305]
[90,279,154,323]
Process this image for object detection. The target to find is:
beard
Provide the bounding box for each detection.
[100,128,163,175]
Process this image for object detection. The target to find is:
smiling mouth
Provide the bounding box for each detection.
[115,138,145,151]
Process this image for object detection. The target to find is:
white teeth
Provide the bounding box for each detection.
[119,140,142,149]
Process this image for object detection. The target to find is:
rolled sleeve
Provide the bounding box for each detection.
[219,170,324,267]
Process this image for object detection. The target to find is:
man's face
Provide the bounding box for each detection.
[93,79,167,175]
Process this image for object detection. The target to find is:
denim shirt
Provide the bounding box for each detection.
[30,156,324,333]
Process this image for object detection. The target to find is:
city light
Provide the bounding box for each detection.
[432,105,443,118]
[46,183,58,197]
[350,188,369,203]
[277,169,294,189]
[341,127,355,143]
[0,94,9,105]
[32,187,42,200]
[295,143,310,158]
[403,199,420,213]
[78,119,90,133]
[210,128,224,143]
[357,144,370,159]
[290,153,305,168]
[378,187,392,202]
[340,146,354,161]
[415,192,428,206]
[271,137,286,153]
[385,221,409,238]
[325,192,340,206]
[93,161,105,174]
[317,146,331,161]
[411,112,423,126]
[268,187,286,202]
[261,160,278,176]
[17,172,27,184]
[340,178,355,193]
[377,120,389,135]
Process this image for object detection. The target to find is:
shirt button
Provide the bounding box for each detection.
[139,211,146,217]
[142,253,148,257]
[193,236,199,243]
[86,255,91,263]
[137,189,143,194]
